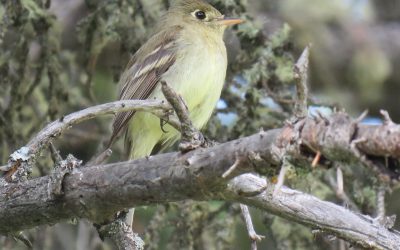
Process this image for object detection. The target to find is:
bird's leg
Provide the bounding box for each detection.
[179,127,205,152]
[160,117,169,133]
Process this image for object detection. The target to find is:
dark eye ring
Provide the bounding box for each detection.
[195,10,206,20]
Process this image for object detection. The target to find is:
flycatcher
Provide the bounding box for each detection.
[110,0,243,160]
[109,0,242,227]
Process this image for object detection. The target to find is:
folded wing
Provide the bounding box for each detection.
[108,26,183,147]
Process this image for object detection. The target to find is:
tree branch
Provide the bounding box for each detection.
[97,217,144,250]
[1,99,179,181]
[161,81,205,151]
[294,45,310,118]
[2,111,400,248]
[227,174,400,250]
[240,204,264,250]
[2,101,400,248]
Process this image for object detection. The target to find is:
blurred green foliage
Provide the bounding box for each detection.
[1,0,399,249]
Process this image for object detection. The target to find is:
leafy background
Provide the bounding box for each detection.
[1,0,400,249]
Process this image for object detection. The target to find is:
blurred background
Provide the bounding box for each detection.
[1,0,400,249]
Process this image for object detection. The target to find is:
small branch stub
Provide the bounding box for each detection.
[51,154,82,197]
[160,81,206,151]
[98,218,144,250]
[222,154,242,179]
[240,204,265,250]
[294,45,311,118]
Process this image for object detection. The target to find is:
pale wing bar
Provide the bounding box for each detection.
[108,27,182,147]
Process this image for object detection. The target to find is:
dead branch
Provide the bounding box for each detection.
[1,111,400,248]
[228,174,400,250]
[1,99,179,181]
[97,217,144,250]
[2,103,400,248]
[161,81,205,151]
[240,204,264,250]
[293,45,310,118]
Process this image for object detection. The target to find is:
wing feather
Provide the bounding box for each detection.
[108,26,183,146]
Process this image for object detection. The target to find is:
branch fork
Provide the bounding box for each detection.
[1,99,175,182]
[160,81,208,152]
[50,154,82,197]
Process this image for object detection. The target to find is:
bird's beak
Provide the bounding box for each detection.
[217,16,244,26]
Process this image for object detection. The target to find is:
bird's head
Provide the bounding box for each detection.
[168,0,243,34]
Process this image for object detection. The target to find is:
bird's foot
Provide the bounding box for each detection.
[179,131,217,152]
[179,130,205,152]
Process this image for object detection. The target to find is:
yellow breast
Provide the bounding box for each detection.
[162,34,227,128]
[127,29,228,159]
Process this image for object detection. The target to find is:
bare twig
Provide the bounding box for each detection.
[229,175,400,250]
[336,166,344,198]
[222,154,243,178]
[161,81,205,151]
[323,165,361,212]
[311,151,321,167]
[27,100,176,155]
[293,45,310,118]
[49,142,63,164]
[240,204,264,250]
[373,184,396,232]
[1,99,178,181]
[324,173,360,212]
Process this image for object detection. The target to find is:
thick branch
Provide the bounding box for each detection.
[227,174,400,250]
[300,112,400,182]
[25,100,175,155]
[0,129,277,233]
[2,112,400,247]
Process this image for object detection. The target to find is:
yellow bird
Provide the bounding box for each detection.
[108,0,242,227]
[109,0,243,160]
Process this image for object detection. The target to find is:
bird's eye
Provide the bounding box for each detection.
[195,10,206,20]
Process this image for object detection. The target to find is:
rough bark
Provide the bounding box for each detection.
[2,111,400,248]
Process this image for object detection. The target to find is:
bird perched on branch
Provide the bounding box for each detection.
[108,0,243,225]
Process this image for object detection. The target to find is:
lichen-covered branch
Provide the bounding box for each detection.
[293,45,310,118]
[240,204,264,250]
[2,110,400,247]
[2,99,179,181]
[300,112,400,182]
[161,81,206,151]
[227,174,400,250]
[97,217,144,250]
